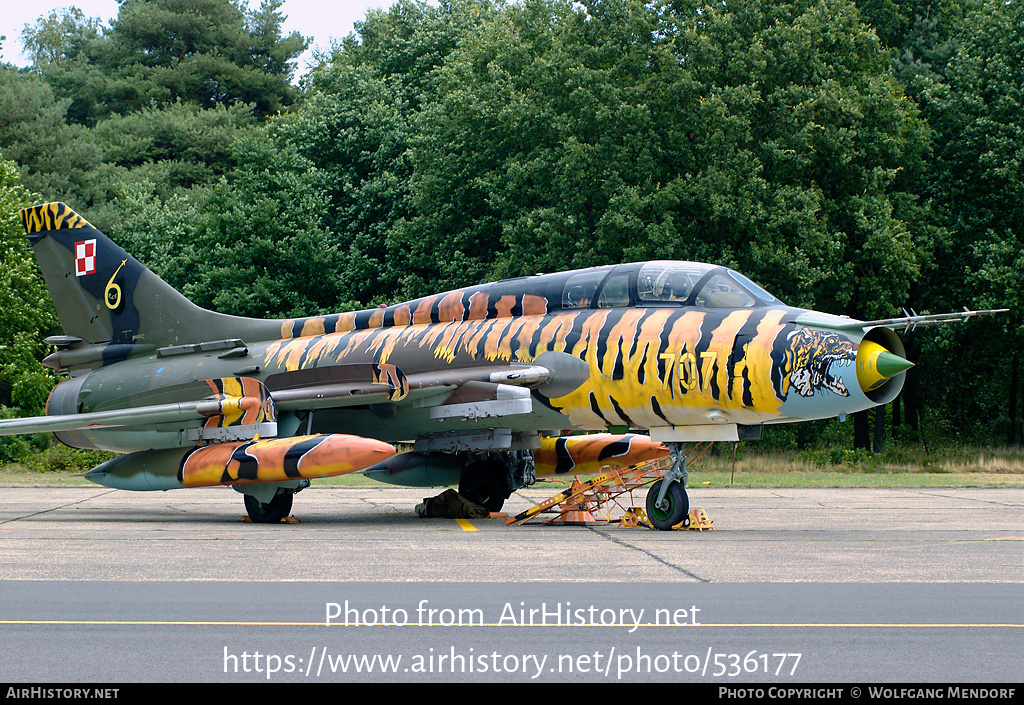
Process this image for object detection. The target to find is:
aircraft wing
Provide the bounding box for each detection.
[267,351,589,411]
[0,398,254,437]
[0,351,588,440]
[0,376,279,442]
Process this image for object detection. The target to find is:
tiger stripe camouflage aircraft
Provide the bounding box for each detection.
[0,203,1006,528]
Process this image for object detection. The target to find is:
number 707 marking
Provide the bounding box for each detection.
[659,350,717,391]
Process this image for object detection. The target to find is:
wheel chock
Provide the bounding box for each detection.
[676,508,713,531]
[619,507,651,528]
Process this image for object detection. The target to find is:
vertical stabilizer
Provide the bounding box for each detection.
[20,202,280,347]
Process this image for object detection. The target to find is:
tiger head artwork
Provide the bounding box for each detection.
[783,328,857,398]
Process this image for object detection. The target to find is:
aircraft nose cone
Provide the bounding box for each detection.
[875,350,915,378]
[857,339,914,392]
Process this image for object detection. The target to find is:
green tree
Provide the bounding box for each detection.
[919,0,1024,444]
[388,0,928,317]
[108,127,346,319]
[102,0,307,117]
[79,101,257,232]
[20,0,308,123]
[0,155,59,415]
[0,66,101,201]
[19,6,102,70]
[19,7,110,126]
[278,0,497,305]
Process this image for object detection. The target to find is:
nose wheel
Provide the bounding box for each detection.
[646,479,689,530]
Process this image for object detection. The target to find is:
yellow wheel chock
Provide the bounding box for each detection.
[679,508,714,531]
[619,507,650,528]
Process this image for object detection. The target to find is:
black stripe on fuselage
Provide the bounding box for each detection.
[602,311,627,380]
[741,364,754,407]
[650,395,670,424]
[770,323,795,401]
[589,391,610,424]
[693,312,718,400]
[561,311,591,356]
[656,312,674,399]
[731,310,765,406]
[609,396,636,427]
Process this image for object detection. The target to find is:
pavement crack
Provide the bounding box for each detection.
[911,489,1023,507]
[584,526,710,582]
[0,489,117,524]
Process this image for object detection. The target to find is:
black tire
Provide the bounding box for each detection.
[646,480,689,531]
[459,460,510,512]
[244,491,293,523]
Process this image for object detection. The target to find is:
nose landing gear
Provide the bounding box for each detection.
[646,442,690,530]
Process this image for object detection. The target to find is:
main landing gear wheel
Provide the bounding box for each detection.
[646,480,689,531]
[459,460,511,513]
[244,491,293,523]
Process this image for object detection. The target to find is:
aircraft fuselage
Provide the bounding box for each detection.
[49,261,901,453]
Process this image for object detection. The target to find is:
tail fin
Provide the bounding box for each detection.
[20,202,279,347]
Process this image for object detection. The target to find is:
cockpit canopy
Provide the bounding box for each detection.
[559,261,780,310]
[636,262,778,308]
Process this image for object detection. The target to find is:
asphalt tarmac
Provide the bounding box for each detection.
[1,485,1021,683]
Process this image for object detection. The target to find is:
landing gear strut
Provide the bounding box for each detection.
[646,442,690,530]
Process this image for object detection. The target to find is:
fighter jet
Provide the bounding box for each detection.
[0,203,1006,528]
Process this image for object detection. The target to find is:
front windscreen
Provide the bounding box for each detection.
[729,271,779,304]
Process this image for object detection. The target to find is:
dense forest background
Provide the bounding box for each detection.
[0,0,1021,464]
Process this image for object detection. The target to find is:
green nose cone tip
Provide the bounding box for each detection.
[876,351,915,379]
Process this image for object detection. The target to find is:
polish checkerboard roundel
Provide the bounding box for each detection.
[75,239,96,276]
